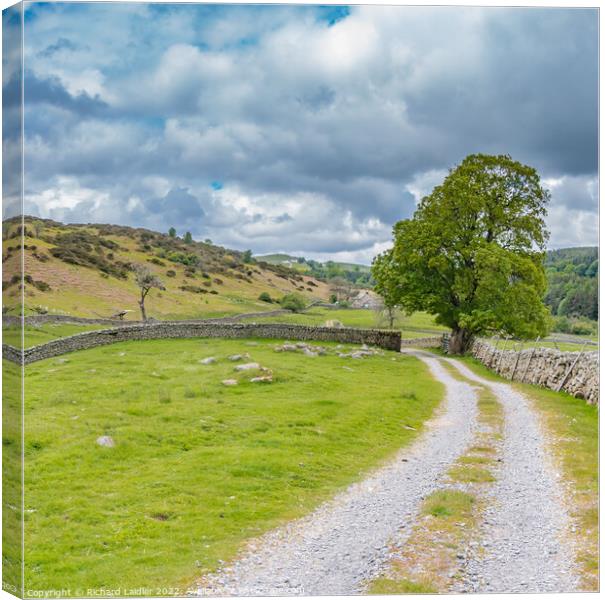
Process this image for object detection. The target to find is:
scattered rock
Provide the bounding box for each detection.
[96,436,115,448]
[250,375,273,383]
[200,357,217,365]
[302,347,318,357]
[228,354,244,361]
[235,362,261,371]
[275,343,298,352]
[324,320,344,328]
[222,379,238,386]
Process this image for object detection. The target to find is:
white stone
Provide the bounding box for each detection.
[96,436,115,448]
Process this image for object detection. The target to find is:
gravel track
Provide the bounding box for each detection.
[442,357,580,593]
[197,350,580,595]
[197,353,479,596]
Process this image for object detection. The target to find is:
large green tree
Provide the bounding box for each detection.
[373,154,552,353]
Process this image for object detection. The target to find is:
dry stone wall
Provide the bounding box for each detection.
[2,322,402,365]
[400,336,442,348]
[466,338,599,405]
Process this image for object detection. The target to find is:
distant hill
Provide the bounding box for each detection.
[256,253,373,287]
[2,217,331,320]
[545,246,598,323]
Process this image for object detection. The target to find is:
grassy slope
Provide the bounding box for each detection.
[451,355,598,589]
[3,221,331,320]
[22,338,443,594]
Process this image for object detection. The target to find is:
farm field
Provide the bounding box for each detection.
[20,337,442,594]
[250,308,448,335]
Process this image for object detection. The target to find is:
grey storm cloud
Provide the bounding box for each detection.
[23,70,108,115]
[146,187,207,223]
[38,37,83,58]
[12,3,599,262]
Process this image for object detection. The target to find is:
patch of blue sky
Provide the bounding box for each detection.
[317,5,351,26]
[211,181,223,191]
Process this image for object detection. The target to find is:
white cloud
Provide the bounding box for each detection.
[18,4,598,258]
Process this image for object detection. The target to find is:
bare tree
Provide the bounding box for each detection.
[374,297,400,329]
[133,264,165,321]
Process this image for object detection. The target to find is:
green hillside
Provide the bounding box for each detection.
[256,254,372,287]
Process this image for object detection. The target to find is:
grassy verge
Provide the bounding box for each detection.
[450,354,598,590]
[22,337,443,595]
[367,489,479,594]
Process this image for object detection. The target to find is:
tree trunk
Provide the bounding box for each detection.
[138,298,147,321]
[448,327,474,354]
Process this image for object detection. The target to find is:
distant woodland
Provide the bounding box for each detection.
[545,247,598,334]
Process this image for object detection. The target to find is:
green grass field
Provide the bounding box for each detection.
[20,337,443,594]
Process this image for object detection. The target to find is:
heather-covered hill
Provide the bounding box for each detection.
[2,217,331,320]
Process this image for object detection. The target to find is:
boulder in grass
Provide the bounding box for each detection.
[275,343,298,353]
[250,375,273,383]
[228,354,244,361]
[96,436,115,448]
[222,379,238,386]
[303,347,318,357]
[199,357,217,365]
[235,362,261,371]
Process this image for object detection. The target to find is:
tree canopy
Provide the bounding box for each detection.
[372,154,552,353]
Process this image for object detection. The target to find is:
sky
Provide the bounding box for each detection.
[3,2,599,263]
